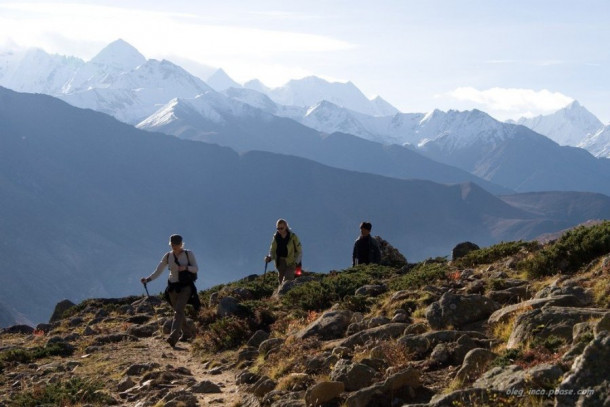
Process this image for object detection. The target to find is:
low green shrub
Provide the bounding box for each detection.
[527,334,567,354]
[0,342,74,365]
[491,348,522,368]
[9,377,114,406]
[280,264,396,312]
[281,280,332,311]
[453,241,539,268]
[340,294,375,313]
[196,316,253,353]
[521,221,610,278]
[388,259,449,291]
[200,271,278,303]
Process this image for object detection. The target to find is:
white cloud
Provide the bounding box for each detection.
[444,87,574,120]
[0,3,353,61]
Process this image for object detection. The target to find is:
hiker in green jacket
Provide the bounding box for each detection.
[265,219,302,284]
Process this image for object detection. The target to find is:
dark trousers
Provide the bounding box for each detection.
[277,257,295,284]
[168,285,191,343]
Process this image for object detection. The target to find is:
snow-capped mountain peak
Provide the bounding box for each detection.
[60,55,215,124]
[417,109,510,151]
[0,48,84,94]
[206,68,242,92]
[266,75,398,117]
[514,100,603,146]
[371,95,400,116]
[223,87,278,113]
[89,39,146,71]
[243,79,270,94]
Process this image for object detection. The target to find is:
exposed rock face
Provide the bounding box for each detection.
[376,236,408,267]
[247,329,270,348]
[534,278,593,306]
[426,292,499,329]
[488,296,587,326]
[397,330,489,361]
[473,363,564,392]
[339,323,409,348]
[556,331,610,407]
[452,241,480,260]
[296,310,353,340]
[330,359,377,391]
[49,299,76,323]
[507,306,608,348]
[258,337,284,356]
[344,368,420,407]
[426,388,512,407]
[454,348,496,383]
[354,284,386,297]
[305,381,344,406]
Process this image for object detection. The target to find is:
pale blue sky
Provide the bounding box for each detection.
[1,0,608,122]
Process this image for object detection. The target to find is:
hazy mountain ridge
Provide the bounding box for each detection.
[3,87,610,324]
[141,92,610,196]
[2,39,610,191]
[0,40,213,124]
[510,101,610,158]
[264,75,399,117]
[138,93,511,194]
[513,101,604,147]
[0,48,84,94]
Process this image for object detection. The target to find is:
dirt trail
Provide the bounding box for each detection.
[126,336,243,406]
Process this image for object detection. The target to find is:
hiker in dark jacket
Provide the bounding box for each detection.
[352,221,381,266]
[141,234,199,347]
[265,219,302,284]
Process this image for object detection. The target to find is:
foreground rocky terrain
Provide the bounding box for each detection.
[1,223,609,406]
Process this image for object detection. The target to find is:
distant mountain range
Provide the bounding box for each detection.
[3,87,610,326]
[2,39,610,325]
[1,39,608,161]
[139,92,610,196]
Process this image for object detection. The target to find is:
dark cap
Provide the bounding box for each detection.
[360,222,372,231]
[169,234,183,245]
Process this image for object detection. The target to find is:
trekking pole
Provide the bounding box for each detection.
[263,261,268,285]
[143,280,150,297]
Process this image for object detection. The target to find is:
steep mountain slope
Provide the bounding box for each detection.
[4,87,610,324]
[1,228,609,406]
[137,94,510,193]
[414,110,610,195]
[513,101,604,147]
[0,48,83,94]
[277,103,610,195]
[206,68,242,91]
[59,57,213,124]
[579,124,610,158]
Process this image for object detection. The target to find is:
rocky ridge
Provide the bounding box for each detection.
[1,228,609,407]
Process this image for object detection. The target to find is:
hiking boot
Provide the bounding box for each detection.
[166,337,177,348]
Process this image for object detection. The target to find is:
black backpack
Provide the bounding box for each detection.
[172,250,197,284]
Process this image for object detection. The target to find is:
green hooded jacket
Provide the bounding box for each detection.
[269,230,302,267]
